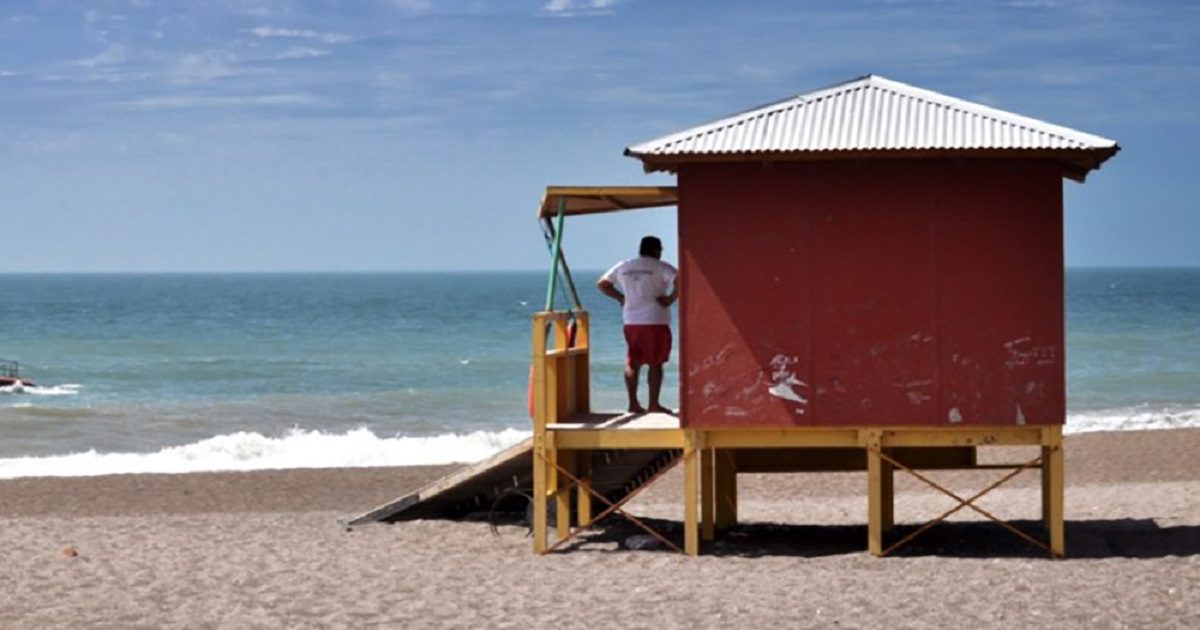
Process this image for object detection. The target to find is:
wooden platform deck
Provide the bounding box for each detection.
[547,411,680,431]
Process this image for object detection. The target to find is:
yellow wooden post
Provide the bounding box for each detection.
[866,430,884,556]
[533,439,549,554]
[701,447,715,541]
[544,358,560,428]
[574,312,591,413]
[576,450,592,526]
[881,452,895,533]
[555,449,574,538]
[552,318,573,414]
[683,431,701,556]
[531,315,549,554]
[1045,426,1065,558]
[1042,438,1052,528]
[715,449,737,530]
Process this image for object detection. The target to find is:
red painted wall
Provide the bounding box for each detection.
[678,159,1064,429]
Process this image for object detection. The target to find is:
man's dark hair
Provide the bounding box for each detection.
[639,236,663,257]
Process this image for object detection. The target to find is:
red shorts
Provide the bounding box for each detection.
[623,325,672,366]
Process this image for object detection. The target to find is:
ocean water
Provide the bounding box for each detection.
[0,269,1196,478]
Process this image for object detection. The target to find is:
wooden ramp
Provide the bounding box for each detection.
[343,413,681,527]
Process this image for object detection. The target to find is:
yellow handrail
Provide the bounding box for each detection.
[530,311,591,435]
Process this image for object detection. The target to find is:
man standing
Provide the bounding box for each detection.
[597,236,679,414]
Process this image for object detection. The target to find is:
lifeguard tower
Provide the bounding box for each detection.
[528,75,1118,557]
[352,75,1118,558]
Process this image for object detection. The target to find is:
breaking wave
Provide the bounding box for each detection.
[0,427,530,479]
[1065,405,1200,434]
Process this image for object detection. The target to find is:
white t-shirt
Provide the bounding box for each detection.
[601,256,679,325]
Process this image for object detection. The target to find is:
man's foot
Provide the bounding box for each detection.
[647,404,674,414]
[628,403,646,414]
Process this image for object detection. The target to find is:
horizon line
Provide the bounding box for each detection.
[3,265,1199,275]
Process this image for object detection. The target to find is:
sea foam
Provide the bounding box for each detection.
[0,383,81,397]
[0,427,530,479]
[1065,405,1200,434]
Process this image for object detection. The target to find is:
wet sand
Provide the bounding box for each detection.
[2,429,1197,628]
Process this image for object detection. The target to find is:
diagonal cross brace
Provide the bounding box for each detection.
[875,448,1059,558]
[537,449,687,555]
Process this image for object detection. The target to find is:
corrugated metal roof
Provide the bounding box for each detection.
[625,75,1118,178]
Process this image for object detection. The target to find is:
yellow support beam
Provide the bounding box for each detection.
[1044,426,1065,558]
[683,431,701,556]
[532,441,549,554]
[866,431,884,557]
[555,449,573,539]
[530,315,549,554]
[701,448,715,541]
[876,427,1044,447]
[576,451,592,526]
[881,453,895,533]
[551,429,687,450]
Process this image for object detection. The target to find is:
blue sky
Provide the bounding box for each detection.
[1,0,1197,272]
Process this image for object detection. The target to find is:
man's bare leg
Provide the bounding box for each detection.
[647,364,671,413]
[625,362,645,413]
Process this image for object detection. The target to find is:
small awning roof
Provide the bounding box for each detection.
[537,186,678,219]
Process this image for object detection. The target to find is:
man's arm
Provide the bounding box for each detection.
[597,278,624,306]
[656,265,679,307]
[656,284,678,307]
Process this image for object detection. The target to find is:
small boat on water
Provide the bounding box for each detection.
[0,359,36,389]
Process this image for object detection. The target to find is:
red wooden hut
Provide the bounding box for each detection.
[528,75,1118,557]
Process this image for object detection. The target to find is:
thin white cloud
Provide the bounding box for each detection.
[0,70,18,77]
[390,0,431,11]
[250,26,351,44]
[541,0,617,17]
[275,47,331,60]
[168,52,241,84]
[125,94,321,109]
[73,43,128,67]
[543,0,615,13]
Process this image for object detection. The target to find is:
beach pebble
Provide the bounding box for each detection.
[61,546,78,558]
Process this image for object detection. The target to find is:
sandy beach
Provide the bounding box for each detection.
[2,429,1197,628]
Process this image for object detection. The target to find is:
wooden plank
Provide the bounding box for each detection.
[701,448,714,541]
[555,450,573,538]
[881,454,894,533]
[878,427,1044,447]
[538,186,678,218]
[576,452,592,526]
[867,432,884,557]
[1046,426,1065,558]
[553,429,686,450]
[544,347,588,359]
[531,317,548,434]
[683,437,700,556]
[533,441,548,554]
[549,411,679,431]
